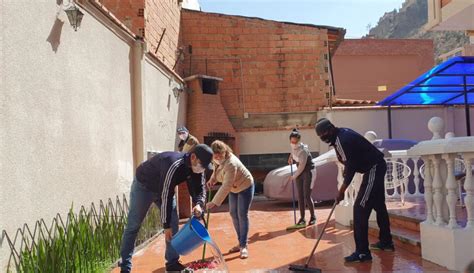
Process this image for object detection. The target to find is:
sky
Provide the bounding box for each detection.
[198,0,406,38]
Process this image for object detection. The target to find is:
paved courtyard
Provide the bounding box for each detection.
[112,198,454,273]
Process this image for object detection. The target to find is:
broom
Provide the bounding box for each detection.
[201,184,213,261]
[288,200,337,272]
[286,163,306,231]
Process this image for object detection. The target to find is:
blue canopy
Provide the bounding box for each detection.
[378,56,473,137]
[378,56,474,106]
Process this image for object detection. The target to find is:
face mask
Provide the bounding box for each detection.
[179,132,188,141]
[290,143,299,150]
[214,158,226,165]
[192,162,205,174]
[320,134,331,144]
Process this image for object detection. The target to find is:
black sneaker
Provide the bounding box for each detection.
[118,261,130,273]
[309,217,316,225]
[344,252,372,263]
[166,261,187,272]
[370,241,395,252]
[297,218,306,226]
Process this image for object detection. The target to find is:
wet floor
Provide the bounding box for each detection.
[111,199,454,273]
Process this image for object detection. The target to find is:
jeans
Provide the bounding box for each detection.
[228,184,254,248]
[120,179,179,272]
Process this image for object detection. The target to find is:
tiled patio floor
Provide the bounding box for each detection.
[111,198,454,273]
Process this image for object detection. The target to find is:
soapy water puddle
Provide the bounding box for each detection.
[186,240,228,273]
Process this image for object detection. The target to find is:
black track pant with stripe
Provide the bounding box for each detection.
[353,160,392,253]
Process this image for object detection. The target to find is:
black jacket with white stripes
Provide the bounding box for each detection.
[135,152,206,229]
[331,128,384,186]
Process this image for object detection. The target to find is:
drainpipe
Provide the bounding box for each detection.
[131,40,145,169]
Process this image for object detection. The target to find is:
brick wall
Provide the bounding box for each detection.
[98,0,145,36]
[145,0,181,70]
[332,39,435,101]
[185,78,240,154]
[180,10,332,127]
[441,0,452,8]
[98,0,181,71]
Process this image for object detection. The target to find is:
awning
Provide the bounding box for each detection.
[378,56,474,136]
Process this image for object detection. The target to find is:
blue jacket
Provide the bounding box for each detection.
[331,128,384,186]
[135,152,206,228]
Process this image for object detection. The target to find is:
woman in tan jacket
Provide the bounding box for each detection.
[206,140,254,259]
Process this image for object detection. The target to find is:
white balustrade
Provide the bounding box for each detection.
[443,154,459,228]
[407,124,474,271]
[421,156,435,224]
[431,155,446,226]
[464,155,474,229]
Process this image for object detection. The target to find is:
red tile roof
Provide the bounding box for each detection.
[332,98,378,106]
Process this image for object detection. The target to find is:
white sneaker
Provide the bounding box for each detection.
[240,247,248,259]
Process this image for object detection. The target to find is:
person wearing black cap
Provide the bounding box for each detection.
[119,144,213,273]
[315,118,393,263]
[177,126,199,152]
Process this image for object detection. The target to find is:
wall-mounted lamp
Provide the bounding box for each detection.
[64,4,84,31]
[173,86,184,99]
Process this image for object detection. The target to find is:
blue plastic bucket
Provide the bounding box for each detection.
[170,217,211,255]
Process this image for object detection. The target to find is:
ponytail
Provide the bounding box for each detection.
[289,128,301,140]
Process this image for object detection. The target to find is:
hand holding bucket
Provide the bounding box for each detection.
[170,216,211,256]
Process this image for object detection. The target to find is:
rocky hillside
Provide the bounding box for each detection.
[367,0,469,61]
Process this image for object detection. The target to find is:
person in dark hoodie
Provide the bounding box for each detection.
[119,144,213,273]
[288,129,316,227]
[315,118,393,263]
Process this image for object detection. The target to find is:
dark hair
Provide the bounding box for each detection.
[289,128,301,140]
[466,260,474,273]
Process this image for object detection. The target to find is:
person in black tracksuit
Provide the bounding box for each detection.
[315,118,393,263]
[119,144,213,273]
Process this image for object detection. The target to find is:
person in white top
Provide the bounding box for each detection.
[288,128,316,226]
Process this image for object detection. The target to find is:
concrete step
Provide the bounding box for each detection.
[368,222,421,256]
[388,212,421,233]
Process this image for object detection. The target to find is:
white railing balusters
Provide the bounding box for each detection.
[443,154,459,228]
[464,155,474,229]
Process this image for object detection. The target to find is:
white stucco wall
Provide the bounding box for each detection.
[0,1,135,269]
[239,129,321,155]
[324,106,473,140]
[142,58,187,154]
[453,106,474,137]
[238,106,474,156]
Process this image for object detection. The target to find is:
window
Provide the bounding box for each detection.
[201,79,219,95]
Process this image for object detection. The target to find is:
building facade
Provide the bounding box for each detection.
[332,39,435,102]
